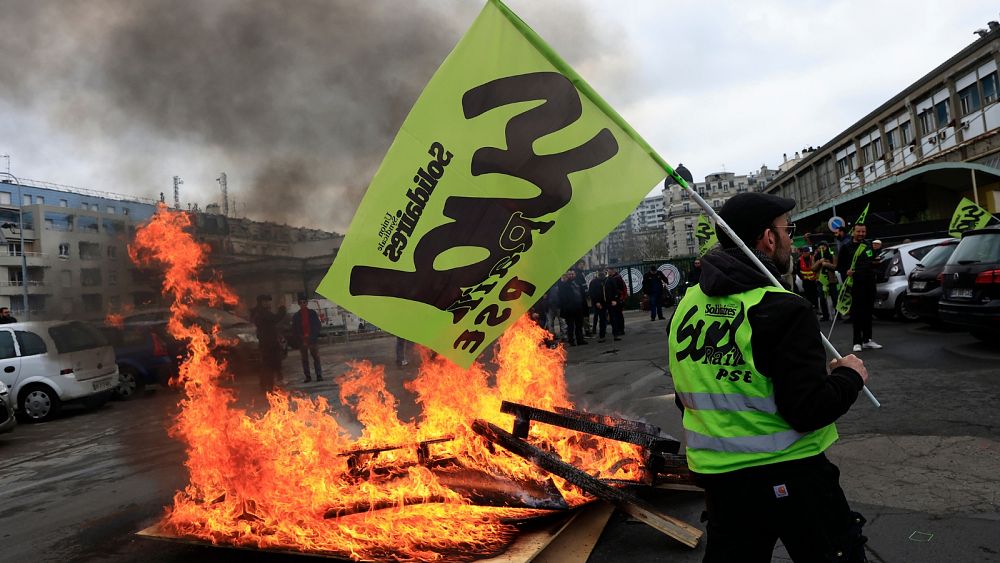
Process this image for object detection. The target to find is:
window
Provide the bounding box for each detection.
[107,245,117,259]
[122,207,130,216]
[77,216,99,233]
[60,270,72,287]
[102,219,123,235]
[900,121,912,144]
[58,243,70,258]
[0,192,10,205]
[918,110,934,136]
[45,212,74,231]
[108,295,120,309]
[886,127,898,151]
[79,242,101,260]
[108,270,118,286]
[0,331,15,360]
[48,321,107,353]
[958,83,982,116]
[81,268,102,287]
[982,71,998,104]
[36,196,44,206]
[59,199,68,207]
[15,331,47,356]
[21,194,30,205]
[106,206,116,214]
[683,202,690,213]
[934,100,950,129]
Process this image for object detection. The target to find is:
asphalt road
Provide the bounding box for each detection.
[0,310,997,562]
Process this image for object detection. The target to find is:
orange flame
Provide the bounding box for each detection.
[104,313,124,329]
[133,204,645,560]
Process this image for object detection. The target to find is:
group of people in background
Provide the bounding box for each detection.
[249,292,324,391]
[532,260,628,346]
[791,223,884,352]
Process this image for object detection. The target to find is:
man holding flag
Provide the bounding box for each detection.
[669,192,870,562]
[837,222,882,353]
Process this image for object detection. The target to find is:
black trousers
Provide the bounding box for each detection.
[699,455,867,563]
[562,311,585,344]
[608,304,625,336]
[851,281,876,345]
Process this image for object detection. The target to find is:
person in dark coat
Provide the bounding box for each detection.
[557,270,587,346]
[837,224,882,353]
[605,266,627,340]
[588,268,609,342]
[290,293,323,382]
[249,294,286,391]
[642,267,670,321]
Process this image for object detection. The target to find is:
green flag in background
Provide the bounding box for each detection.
[695,214,717,256]
[317,0,667,367]
[948,197,992,238]
[834,203,872,315]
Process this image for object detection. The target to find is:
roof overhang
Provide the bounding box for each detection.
[791,162,1000,222]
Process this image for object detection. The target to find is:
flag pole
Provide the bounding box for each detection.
[663,166,880,408]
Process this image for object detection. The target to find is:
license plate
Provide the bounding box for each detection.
[911,281,926,290]
[950,288,973,299]
[92,378,113,392]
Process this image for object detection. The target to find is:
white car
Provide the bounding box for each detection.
[0,321,119,422]
[875,238,952,320]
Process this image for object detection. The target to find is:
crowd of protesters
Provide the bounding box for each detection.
[531,261,675,347]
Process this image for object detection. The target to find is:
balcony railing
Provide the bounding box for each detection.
[0,251,47,258]
[0,280,46,287]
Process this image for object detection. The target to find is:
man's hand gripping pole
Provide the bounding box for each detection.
[664,165,880,408]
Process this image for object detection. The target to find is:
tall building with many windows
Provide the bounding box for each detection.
[766,22,1000,240]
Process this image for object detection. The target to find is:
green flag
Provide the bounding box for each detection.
[834,204,872,315]
[854,203,869,227]
[695,214,717,256]
[948,197,992,238]
[317,0,667,367]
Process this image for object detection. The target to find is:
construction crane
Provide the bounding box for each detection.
[216,172,229,216]
[173,176,183,210]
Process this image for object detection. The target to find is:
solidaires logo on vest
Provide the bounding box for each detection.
[673,303,747,367]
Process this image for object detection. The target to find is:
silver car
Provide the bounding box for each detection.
[875,238,952,320]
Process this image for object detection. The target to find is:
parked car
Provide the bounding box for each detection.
[99,320,180,400]
[874,238,951,320]
[0,320,119,422]
[939,227,1000,342]
[904,239,961,321]
[121,307,259,371]
[0,380,16,433]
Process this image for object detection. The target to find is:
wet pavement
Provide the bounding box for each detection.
[0,310,997,562]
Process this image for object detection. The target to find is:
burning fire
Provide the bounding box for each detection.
[132,204,644,560]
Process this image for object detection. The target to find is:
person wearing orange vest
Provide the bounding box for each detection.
[798,247,829,321]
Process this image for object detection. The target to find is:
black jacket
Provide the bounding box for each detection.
[671,247,864,432]
[837,239,876,286]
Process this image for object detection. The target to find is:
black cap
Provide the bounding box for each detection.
[297,293,308,301]
[717,193,796,248]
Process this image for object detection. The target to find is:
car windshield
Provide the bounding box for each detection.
[918,243,958,267]
[949,232,1000,264]
[49,321,109,354]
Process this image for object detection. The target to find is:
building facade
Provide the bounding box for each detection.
[661,166,777,257]
[766,24,1000,239]
[0,177,341,321]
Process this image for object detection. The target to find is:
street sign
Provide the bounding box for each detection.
[828,216,845,232]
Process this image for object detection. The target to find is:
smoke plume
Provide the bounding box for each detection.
[0,0,625,231]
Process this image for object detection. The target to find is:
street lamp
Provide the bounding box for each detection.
[0,172,30,320]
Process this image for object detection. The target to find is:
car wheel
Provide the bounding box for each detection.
[18,384,61,423]
[895,294,919,322]
[113,367,145,400]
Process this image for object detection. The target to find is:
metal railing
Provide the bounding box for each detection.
[0,280,46,287]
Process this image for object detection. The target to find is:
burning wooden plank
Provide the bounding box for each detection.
[472,420,702,549]
[500,401,679,453]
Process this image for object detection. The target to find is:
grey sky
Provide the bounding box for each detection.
[0,0,995,230]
